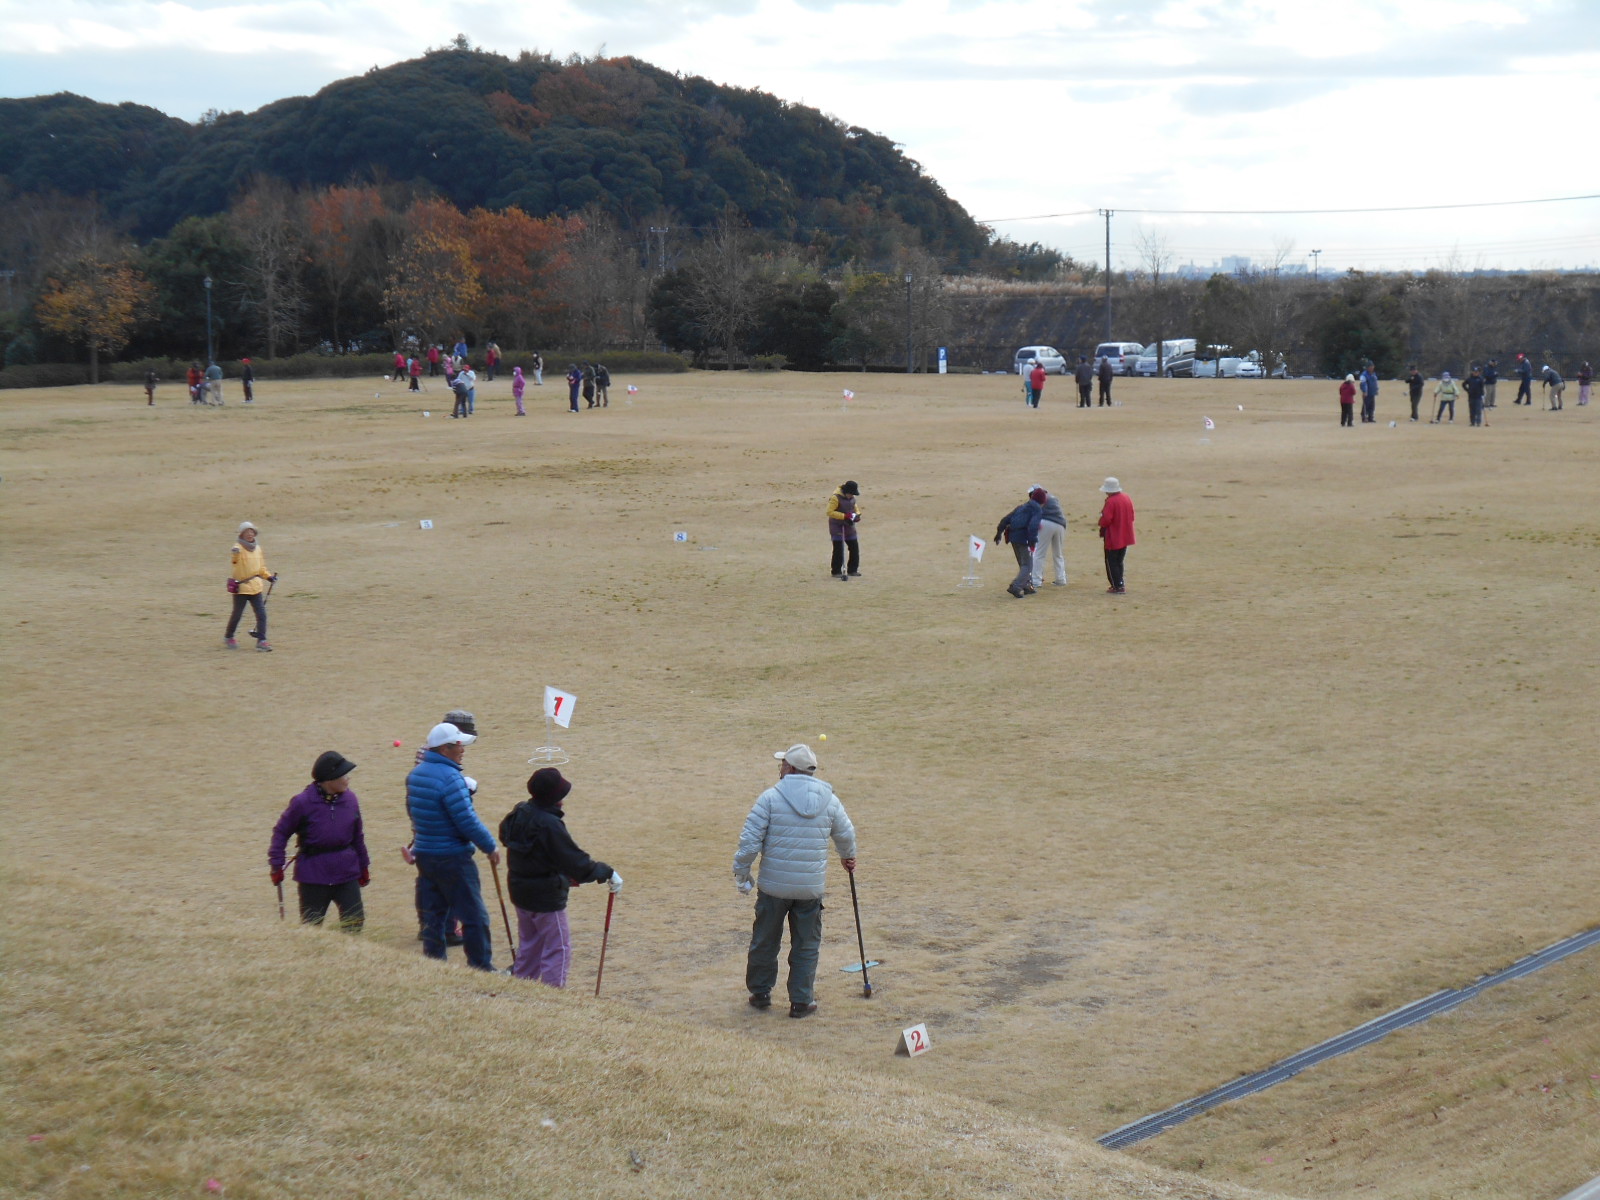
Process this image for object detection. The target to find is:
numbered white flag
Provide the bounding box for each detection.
[1203,416,1215,430]
[842,389,855,401]
[544,686,577,729]
[969,535,985,561]
[627,384,639,394]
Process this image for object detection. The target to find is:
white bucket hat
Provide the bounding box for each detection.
[1100,477,1122,494]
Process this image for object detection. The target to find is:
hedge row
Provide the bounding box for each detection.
[0,349,692,390]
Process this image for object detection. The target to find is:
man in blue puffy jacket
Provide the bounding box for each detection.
[406,721,500,970]
[734,743,857,1018]
[996,488,1044,598]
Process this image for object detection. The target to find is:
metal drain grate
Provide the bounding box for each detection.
[1098,924,1600,1150]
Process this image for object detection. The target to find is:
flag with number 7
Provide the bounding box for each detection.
[544,686,577,729]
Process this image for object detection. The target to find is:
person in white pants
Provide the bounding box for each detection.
[1029,486,1068,587]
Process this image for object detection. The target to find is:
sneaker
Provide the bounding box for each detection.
[1021,585,1037,594]
[1006,585,1025,598]
[1107,586,1126,594]
[223,637,238,649]
[255,641,273,652]
[748,992,772,1009]
[1052,580,1068,587]
[789,1001,818,1018]
[847,571,862,578]
[446,929,464,947]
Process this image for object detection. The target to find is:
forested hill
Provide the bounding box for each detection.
[0,47,986,264]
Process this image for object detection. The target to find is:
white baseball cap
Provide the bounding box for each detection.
[773,743,818,771]
[425,722,477,749]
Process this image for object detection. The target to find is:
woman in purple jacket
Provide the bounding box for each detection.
[269,751,370,931]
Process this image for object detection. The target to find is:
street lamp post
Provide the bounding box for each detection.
[203,275,214,365]
[904,273,914,373]
[1309,249,1322,282]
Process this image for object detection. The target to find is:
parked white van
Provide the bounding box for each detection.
[1014,345,1068,375]
[1093,342,1146,376]
[1133,339,1197,377]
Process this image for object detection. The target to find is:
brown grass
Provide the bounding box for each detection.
[2,369,1597,1198]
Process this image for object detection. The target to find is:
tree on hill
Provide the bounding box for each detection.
[305,186,388,351]
[36,250,154,381]
[384,200,483,345]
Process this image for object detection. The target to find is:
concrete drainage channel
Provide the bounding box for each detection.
[1098,924,1600,1151]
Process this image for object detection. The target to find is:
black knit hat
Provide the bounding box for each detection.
[312,751,358,783]
[527,767,572,807]
[841,480,859,495]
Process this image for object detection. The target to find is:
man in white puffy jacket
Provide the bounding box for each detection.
[733,743,857,1018]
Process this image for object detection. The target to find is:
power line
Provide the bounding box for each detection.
[980,193,1600,223]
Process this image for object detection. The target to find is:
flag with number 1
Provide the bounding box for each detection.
[969,535,985,561]
[544,686,577,729]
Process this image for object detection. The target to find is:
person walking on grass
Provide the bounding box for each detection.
[1338,374,1357,426]
[827,480,863,578]
[595,362,611,407]
[403,709,480,948]
[1098,477,1135,594]
[512,365,527,416]
[1463,366,1488,426]
[1431,372,1459,423]
[1359,364,1378,423]
[996,486,1043,598]
[1514,354,1533,405]
[1075,355,1094,407]
[1021,359,1037,406]
[188,362,203,405]
[428,343,441,377]
[582,362,597,408]
[499,768,623,987]
[144,368,157,406]
[408,355,422,392]
[450,370,470,419]
[1578,361,1592,406]
[1483,358,1498,408]
[225,520,275,651]
[1404,365,1424,421]
[734,743,857,1018]
[1029,486,1068,588]
[566,364,582,413]
[269,751,369,931]
[406,721,499,971]
[1097,355,1114,405]
[531,350,544,386]
[485,341,501,381]
[1028,359,1047,409]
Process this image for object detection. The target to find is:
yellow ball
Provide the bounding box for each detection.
[818,733,827,741]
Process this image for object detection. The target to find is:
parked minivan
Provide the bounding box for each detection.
[1093,342,1146,376]
[1014,345,1069,375]
[1133,339,1197,377]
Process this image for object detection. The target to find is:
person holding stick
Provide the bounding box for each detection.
[406,721,499,971]
[498,768,622,987]
[225,520,275,651]
[733,743,857,1018]
[268,751,369,931]
[1097,476,1135,594]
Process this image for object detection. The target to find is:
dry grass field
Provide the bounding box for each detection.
[2,367,1597,1199]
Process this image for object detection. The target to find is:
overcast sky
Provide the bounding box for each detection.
[4,0,1597,271]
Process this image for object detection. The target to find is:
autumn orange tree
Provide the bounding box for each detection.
[384,200,482,346]
[305,185,387,350]
[466,206,578,347]
[35,253,154,382]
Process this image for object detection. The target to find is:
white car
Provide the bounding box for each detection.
[1014,345,1068,375]
[1234,358,1263,379]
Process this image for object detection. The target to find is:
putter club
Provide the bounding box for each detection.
[594,890,616,997]
[847,867,872,998]
[488,857,515,963]
[275,878,285,921]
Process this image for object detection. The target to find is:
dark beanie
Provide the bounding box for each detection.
[313,751,358,783]
[841,480,859,495]
[527,767,572,807]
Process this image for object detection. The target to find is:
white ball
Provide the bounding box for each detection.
[423,411,430,418]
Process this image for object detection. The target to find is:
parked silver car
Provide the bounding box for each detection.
[1133,339,1197,377]
[1014,345,1069,375]
[1093,341,1146,376]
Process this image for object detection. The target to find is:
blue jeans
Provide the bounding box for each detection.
[414,852,493,970]
[746,891,824,1004]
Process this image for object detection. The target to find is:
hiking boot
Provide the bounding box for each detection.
[1006,585,1025,598]
[255,641,274,652]
[224,637,238,649]
[748,992,772,1009]
[789,1001,818,1019]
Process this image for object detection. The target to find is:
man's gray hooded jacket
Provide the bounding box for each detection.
[733,774,856,899]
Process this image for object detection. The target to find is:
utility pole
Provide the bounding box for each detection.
[904,273,914,373]
[204,275,214,365]
[1310,249,1322,281]
[1099,209,1114,340]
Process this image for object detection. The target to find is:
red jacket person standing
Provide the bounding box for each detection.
[1097,477,1135,594]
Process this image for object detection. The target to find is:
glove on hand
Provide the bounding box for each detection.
[358,869,370,887]
[270,869,285,885]
[463,775,478,795]
[607,871,624,895]
[737,878,755,896]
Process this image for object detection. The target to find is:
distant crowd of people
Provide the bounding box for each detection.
[1342,353,1591,428]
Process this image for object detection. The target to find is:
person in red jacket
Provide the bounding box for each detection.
[1338,373,1357,426]
[1097,476,1135,594]
[1028,361,1047,409]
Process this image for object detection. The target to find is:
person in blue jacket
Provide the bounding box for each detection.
[996,488,1044,598]
[1359,364,1379,423]
[1514,354,1534,405]
[406,721,500,970]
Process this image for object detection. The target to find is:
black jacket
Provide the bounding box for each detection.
[499,800,612,913]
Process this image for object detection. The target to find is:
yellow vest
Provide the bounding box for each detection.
[231,542,270,595]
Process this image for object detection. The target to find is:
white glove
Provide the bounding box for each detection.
[463,775,478,795]
[607,871,624,895]
[736,878,754,896]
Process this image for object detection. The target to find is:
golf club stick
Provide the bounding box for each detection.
[276,878,285,921]
[488,856,515,961]
[594,891,616,997]
[847,866,873,998]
